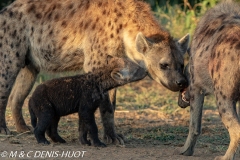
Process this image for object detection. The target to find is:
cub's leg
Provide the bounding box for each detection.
[34,105,54,144]
[83,54,123,145]
[46,116,66,143]
[78,102,106,147]
[7,64,38,133]
[79,115,91,146]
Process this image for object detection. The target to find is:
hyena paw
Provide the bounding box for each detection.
[173,147,194,156]
[38,139,50,145]
[103,133,125,145]
[0,126,11,135]
[16,125,33,133]
[93,141,107,147]
[80,137,91,146]
[214,156,229,160]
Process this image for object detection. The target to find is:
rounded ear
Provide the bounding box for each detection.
[136,32,152,55]
[178,33,190,55]
[111,70,123,81]
[106,55,114,64]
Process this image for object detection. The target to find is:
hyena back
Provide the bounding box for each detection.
[0,0,189,140]
[177,1,240,160]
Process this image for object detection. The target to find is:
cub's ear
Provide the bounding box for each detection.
[178,33,190,55]
[106,55,114,64]
[111,70,124,81]
[136,32,152,55]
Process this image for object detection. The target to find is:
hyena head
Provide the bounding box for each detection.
[108,56,147,85]
[136,33,189,92]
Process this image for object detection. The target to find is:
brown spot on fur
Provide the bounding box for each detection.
[102,10,106,15]
[54,14,59,21]
[84,21,90,30]
[79,21,84,28]
[108,21,111,27]
[92,24,96,30]
[110,33,114,39]
[49,30,53,36]
[36,13,42,19]
[70,10,75,17]
[205,29,215,37]
[235,42,240,50]
[68,3,74,10]
[216,62,221,71]
[16,52,19,57]
[218,25,225,31]
[85,1,90,10]
[104,46,107,51]
[27,4,36,13]
[61,21,67,28]
[223,95,227,100]
[98,2,102,7]
[62,36,68,41]
[18,12,23,21]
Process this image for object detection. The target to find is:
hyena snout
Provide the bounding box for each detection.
[174,74,188,89]
[176,78,188,88]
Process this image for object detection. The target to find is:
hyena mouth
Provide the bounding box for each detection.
[181,89,189,103]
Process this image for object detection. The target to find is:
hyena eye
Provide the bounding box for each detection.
[160,63,169,70]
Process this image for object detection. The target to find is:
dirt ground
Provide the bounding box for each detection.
[0,79,239,160]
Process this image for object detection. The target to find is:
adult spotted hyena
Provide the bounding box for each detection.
[0,0,189,143]
[177,1,240,159]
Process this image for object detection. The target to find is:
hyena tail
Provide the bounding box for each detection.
[28,98,37,128]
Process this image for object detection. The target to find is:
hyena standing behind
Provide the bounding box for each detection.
[0,0,189,143]
[177,0,240,160]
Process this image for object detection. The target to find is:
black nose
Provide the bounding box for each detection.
[176,79,188,87]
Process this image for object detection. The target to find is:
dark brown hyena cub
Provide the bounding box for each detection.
[28,56,146,147]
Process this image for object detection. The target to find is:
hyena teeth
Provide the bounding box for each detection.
[181,91,189,103]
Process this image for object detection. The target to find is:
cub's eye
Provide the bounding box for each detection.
[160,63,169,70]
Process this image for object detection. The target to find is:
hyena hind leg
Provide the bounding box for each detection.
[215,93,240,160]
[7,64,38,133]
[0,57,26,134]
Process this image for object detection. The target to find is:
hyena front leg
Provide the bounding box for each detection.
[214,92,240,160]
[7,64,38,133]
[175,86,205,155]
[99,89,124,145]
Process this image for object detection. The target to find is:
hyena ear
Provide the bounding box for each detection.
[106,55,114,64]
[136,32,152,55]
[178,33,190,55]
